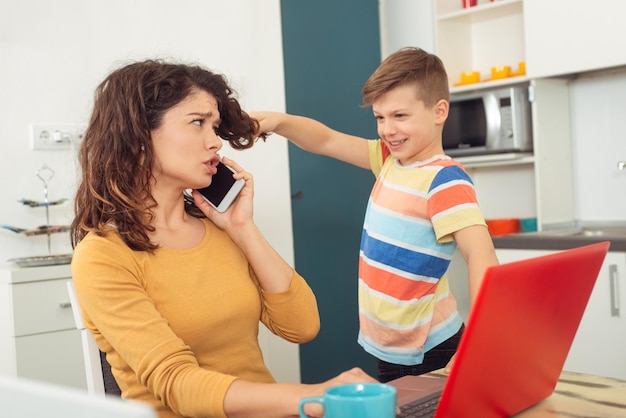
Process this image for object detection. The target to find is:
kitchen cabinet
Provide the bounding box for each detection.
[0,264,86,389]
[428,1,575,229]
[566,251,626,379]
[569,69,626,222]
[459,78,574,229]
[494,248,626,380]
[523,0,626,79]
[434,0,526,89]
[432,0,626,88]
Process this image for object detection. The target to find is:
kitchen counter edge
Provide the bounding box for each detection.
[492,234,626,252]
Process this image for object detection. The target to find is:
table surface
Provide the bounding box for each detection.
[422,369,626,417]
[515,371,626,417]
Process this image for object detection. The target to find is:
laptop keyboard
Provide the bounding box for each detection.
[399,391,442,418]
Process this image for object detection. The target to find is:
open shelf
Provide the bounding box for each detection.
[437,0,523,21]
[435,0,526,89]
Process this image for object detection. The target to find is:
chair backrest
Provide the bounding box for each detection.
[66,280,106,396]
[0,375,156,418]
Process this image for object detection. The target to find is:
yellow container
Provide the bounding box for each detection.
[460,71,480,84]
[491,66,511,79]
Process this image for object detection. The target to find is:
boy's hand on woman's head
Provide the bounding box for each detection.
[249,111,279,139]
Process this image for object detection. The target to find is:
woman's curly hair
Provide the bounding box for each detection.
[70,60,260,252]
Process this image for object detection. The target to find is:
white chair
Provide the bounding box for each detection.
[66,280,106,397]
[0,374,156,418]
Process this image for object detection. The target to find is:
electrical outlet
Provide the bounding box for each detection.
[31,124,85,150]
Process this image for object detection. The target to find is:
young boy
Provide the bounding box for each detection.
[252,47,498,382]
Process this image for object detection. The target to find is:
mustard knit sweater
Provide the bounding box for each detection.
[71,218,320,418]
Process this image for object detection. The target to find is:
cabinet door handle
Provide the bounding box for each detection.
[609,264,620,317]
[59,302,72,309]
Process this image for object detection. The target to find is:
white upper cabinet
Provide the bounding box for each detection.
[524,0,626,79]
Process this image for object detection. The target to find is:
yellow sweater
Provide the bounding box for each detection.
[71,218,320,418]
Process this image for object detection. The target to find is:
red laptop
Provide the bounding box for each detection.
[391,241,610,418]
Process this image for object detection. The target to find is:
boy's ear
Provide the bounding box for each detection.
[434,99,449,124]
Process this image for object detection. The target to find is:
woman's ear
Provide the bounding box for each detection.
[434,99,449,124]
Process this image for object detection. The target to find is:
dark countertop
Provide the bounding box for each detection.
[493,228,626,252]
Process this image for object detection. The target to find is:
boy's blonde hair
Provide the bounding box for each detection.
[362,47,449,108]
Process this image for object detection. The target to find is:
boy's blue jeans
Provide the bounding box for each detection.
[377,324,465,383]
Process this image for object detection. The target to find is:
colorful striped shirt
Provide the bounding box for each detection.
[357,140,486,365]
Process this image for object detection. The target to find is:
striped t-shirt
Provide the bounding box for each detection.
[357,140,486,366]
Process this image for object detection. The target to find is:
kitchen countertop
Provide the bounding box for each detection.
[492,225,626,252]
[0,263,71,284]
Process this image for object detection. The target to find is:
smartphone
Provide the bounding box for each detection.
[196,161,245,212]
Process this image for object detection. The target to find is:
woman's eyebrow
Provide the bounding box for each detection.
[188,110,211,117]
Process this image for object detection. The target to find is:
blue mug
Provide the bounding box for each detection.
[298,383,396,418]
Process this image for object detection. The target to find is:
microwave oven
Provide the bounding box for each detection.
[442,84,533,157]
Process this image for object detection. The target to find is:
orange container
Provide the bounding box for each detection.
[486,218,520,236]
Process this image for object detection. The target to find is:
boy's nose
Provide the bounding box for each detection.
[379,120,396,137]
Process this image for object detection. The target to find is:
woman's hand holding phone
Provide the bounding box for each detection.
[196,159,245,213]
[192,157,254,231]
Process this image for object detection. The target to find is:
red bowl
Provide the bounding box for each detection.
[486,218,520,236]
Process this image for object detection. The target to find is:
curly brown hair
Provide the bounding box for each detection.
[70,59,259,252]
[362,47,449,108]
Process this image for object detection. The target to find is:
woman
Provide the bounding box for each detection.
[70,59,374,418]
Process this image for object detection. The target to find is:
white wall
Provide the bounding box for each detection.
[378,0,434,59]
[0,0,301,383]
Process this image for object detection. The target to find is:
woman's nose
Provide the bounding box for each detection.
[206,129,222,151]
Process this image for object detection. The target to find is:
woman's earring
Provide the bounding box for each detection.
[141,145,145,151]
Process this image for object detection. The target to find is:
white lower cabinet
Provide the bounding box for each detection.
[495,248,626,380]
[0,264,86,389]
[565,251,626,379]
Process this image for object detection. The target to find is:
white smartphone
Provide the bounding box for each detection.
[196,161,245,212]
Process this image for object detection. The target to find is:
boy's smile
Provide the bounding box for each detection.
[372,84,448,166]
